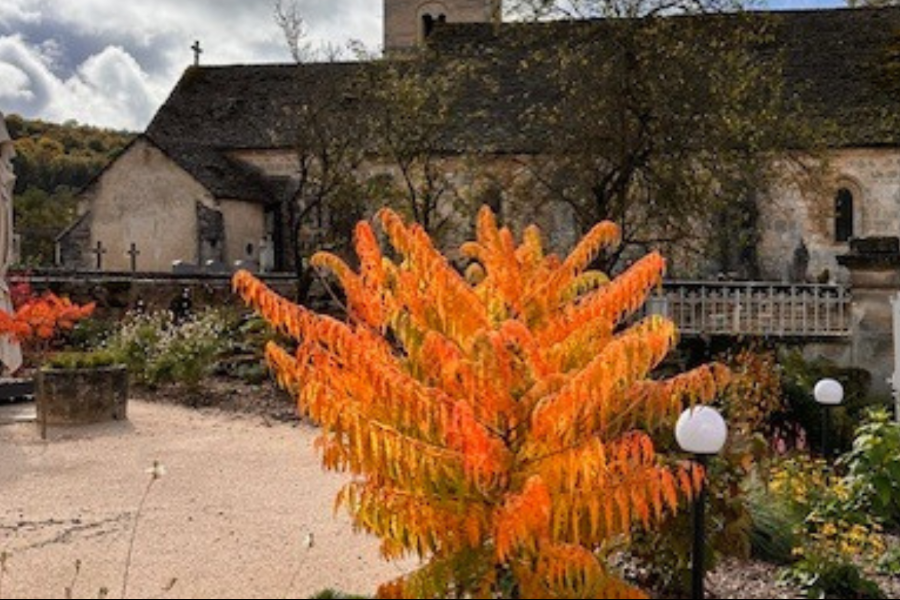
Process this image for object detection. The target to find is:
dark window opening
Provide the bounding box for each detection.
[480,182,504,219]
[835,187,854,243]
[422,13,446,38]
[422,14,435,37]
[246,242,254,256]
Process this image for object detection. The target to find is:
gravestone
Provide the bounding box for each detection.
[233,259,259,272]
[204,259,229,274]
[172,260,200,275]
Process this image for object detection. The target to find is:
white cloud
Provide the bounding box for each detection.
[0,63,34,101]
[0,34,60,112]
[0,35,162,130]
[0,2,41,28]
[0,1,381,129]
[59,46,159,130]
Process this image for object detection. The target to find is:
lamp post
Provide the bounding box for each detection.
[813,378,844,459]
[676,406,728,600]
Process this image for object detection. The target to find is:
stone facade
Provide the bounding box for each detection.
[220,199,266,269]
[60,139,267,272]
[837,238,900,395]
[384,0,500,54]
[56,213,91,269]
[759,149,900,284]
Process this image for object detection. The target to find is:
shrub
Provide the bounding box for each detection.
[104,309,227,390]
[840,408,900,527]
[784,554,887,599]
[0,290,95,366]
[769,454,887,599]
[65,316,118,351]
[44,349,121,370]
[628,347,778,595]
[310,590,369,599]
[746,487,800,565]
[777,350,883,456]
[234,207,732,598]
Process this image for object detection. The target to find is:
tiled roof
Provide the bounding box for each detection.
[144,7,900,200]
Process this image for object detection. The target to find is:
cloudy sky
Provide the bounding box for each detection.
[0,0,845,132]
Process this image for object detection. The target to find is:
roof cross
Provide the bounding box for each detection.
[192,40,203,66]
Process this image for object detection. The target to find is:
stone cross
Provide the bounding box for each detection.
[91,240,107,270]
[192,40,203,66]
[127,243,140,273]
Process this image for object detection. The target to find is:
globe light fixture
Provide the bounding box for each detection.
[676,406,728,600]
[814,378,844,459]
[675,405,728,455]
[814,378,844,406]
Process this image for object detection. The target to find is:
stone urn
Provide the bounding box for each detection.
[36,364,129,425]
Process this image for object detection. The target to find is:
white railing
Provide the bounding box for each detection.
[644,281,851,338]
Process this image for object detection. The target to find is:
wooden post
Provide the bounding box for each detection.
[891,293,900,422]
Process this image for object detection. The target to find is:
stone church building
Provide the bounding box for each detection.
[57,2,900,281]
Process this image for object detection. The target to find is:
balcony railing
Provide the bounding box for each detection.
[644,281,851,338]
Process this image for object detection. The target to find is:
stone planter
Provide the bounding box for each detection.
[36,365,129,425]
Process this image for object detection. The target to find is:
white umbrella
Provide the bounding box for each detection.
[0,112,23,375]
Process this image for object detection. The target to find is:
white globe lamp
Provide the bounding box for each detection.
[675,405,728,600]
[675,405,728,455]
[813,378,844,406]
[814,378,843,459]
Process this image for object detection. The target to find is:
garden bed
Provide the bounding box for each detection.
[132,376,900,600]
[129,374,298,424]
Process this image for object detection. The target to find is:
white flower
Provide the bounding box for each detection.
[145,460,166,480]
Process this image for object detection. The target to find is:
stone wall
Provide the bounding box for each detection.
[759,148,900,284]
[73,139,211,272]
[56,213,91,270]
[384,0,500,54]
[67,140,270,273]
[220,199,266,269]
[11,271,300,318]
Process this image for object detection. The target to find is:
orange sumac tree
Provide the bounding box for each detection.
[233,207,730,599]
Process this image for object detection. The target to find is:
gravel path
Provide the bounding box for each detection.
[0,400,413,599]
[2,396,896,599]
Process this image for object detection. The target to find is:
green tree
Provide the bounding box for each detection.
[505,1,825,276]
[273,2,370,302]
[14,186,78,265]
[362,55,483,244]
[280,82,368,302]
[5,114,132,266]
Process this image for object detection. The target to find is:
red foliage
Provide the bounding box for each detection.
[0,291,95,343]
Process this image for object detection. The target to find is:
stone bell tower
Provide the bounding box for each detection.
[384,0,501,55]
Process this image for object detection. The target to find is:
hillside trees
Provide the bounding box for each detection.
[5,115,132,264]
[505,0,824,276]
[234,207,731,598]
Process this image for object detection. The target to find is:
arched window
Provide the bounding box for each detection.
[835,187,854,242]
[421,12,446,38]
[422,13,435,37]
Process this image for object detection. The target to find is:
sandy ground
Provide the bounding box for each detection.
[0,400,414,599]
